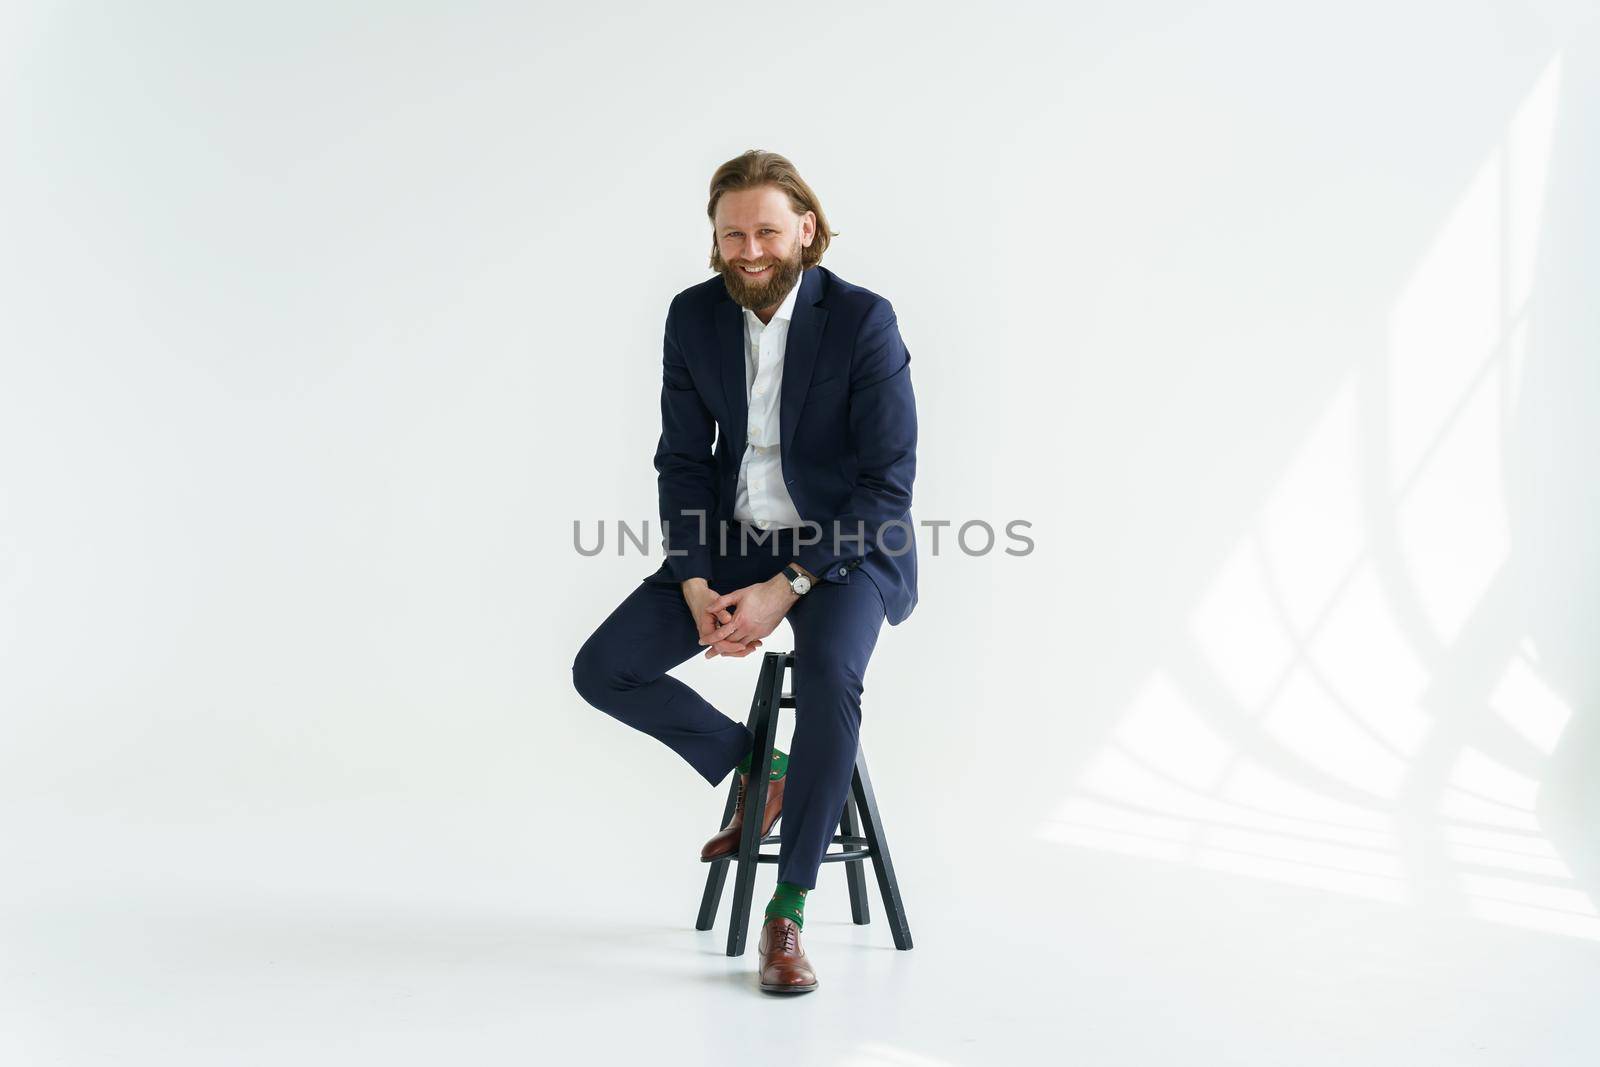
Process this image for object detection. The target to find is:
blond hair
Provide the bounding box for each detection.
[706,149,836,269]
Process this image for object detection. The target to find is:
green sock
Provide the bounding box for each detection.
[764,881,809,929]
[735,744,787,780]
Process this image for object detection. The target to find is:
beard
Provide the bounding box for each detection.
[716,236,804,312]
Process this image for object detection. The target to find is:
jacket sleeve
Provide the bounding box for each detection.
[794,297,918,583]
[652,298,718,583]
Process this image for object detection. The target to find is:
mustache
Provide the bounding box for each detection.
[725,258,793,276]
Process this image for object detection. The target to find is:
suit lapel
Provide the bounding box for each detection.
[715,297,747,456]
[715,266,830,465]
[779,267,828,462]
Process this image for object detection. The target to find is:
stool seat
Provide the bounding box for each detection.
[694,650,913,957]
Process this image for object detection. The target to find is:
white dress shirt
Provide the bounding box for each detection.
[733,268,806,530]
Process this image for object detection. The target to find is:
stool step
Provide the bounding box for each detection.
[718,833,873,864]
[779,691,795,707]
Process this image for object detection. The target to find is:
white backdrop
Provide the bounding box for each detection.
[3,2,1599,1064]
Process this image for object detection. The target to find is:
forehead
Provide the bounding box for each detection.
[714,185,797,230]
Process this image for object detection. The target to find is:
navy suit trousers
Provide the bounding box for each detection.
[572,523,886,890]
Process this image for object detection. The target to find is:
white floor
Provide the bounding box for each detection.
[5,784,1598,1066]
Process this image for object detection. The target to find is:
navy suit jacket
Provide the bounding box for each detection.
[642,264,919,626]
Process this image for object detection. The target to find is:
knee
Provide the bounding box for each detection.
[795,664,866,716]
[572,627,659,709]
[571,634,618,708]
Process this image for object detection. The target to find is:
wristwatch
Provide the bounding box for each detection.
[781,564,812,596]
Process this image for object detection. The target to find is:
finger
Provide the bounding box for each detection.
[724,634,762,655]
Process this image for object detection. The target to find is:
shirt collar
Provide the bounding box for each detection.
[743,267,804,333]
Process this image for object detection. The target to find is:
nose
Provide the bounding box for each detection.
[739,235,763,263]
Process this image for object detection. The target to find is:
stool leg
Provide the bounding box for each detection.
[851,747,913,950]
[724,651,786,957]
[841,792,871,925]
[694,776,742,930]
[695,651,774,933]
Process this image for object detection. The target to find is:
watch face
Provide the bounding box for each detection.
[794,575,811,595]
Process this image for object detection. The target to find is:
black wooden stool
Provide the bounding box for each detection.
[694,649,913,957]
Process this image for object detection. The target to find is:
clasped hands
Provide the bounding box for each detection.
[681,573,804,659]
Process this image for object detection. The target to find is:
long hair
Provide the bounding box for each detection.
[706,149,837,270]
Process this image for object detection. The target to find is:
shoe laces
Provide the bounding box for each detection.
[774,919,798,953]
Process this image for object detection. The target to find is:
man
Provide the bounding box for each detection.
[571,149,918,994]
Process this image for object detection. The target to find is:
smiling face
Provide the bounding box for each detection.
[712,184,816,316]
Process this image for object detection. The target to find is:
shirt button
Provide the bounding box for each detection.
[837,568,846,577]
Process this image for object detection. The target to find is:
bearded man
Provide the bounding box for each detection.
[572,148,918,994]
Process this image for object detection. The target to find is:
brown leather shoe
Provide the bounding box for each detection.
[758,915,818,993]
[699,769,785,862]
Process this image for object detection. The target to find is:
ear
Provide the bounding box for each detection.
[800,209,816,248]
